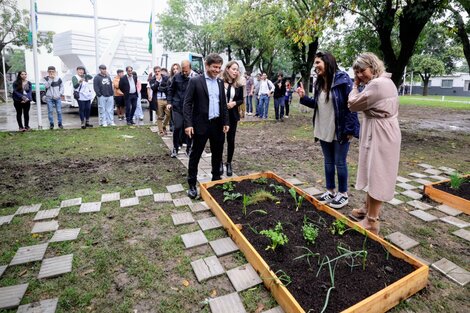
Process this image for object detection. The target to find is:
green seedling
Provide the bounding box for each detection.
[302,217,319,245]
[247,209,268,216]
[289,187,304,211]
[260,222,288,251]
[293,246,319,267]
[217,181,235,192]
[252,177,268,185]
[330,218,349,235]
[269,183,286,194]
[274,269,292,286]
[242,194,250,215]
[248,190,278,204]
[449,172,466,189]
[223,191,242,202]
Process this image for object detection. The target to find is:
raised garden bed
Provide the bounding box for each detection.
[201,171,428,313]
[424,174,470,214]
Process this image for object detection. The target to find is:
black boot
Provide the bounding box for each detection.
[219,162,224,176]
[226,163,233,176]
[188,185,198,199]
[171,148,178,158]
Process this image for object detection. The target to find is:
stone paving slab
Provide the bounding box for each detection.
[417,163,434,169]
[209,292,246,313]
[436,204,462,216]
[432,258,470,286]
[49,228,81,243]
[409,172,427,178]
[166,184,185,193]
[385,232,419,250]
[181,230,208,249]
[172,212,195,225]
[0,215,14,226]
[440,216,470,228]
[191,255,225,282]
[38,254,73,279]
[226,263,263,292]
[10,243,48,265]
[428,175,448,181]
[173,196,193,207]
[438,166,455,173]
[60,198,82,208]
[407,200,433,211]
[197,174,212,183]
[79,202,101,214]
[401,190,422,200]
[262,307,285,313]
[101,192,120,202]
[396,182,418,190]
[396,176,411,183]
[387,198,404,206]
[120,197,140,208]
[198,216,222,231]
[189,202,210,213]
[33,208,60,221]
[135,188,153,197]
[31,221,59,234]
[414,178,433,186]
[405,252,431,266]
[302,186,323,196]
[17,298,59,313]
[0,265,6,278]
[286,178,303,185]
[15,204,42,215]
[409,210,438,222]
[0,283,29,309]
[453,229,470,242]
[210,237,239,256]
[424,168,442,176]
[154,193,172,202]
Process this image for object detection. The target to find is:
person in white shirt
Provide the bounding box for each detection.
[254,73,274,119]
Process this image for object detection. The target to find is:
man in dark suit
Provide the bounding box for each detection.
[119,66,138,125]
[184,53,229,198]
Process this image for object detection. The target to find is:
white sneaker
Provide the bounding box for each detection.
[102,124,107,127]
[285,115,289,118]
[316,191,336,203]
[110,123,116,126]
[329,193,349,209]
[248,112,253,116]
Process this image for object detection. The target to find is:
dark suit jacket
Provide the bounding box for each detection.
[118,74,138,98]
[227,85,244,123]
[183,75,229,135]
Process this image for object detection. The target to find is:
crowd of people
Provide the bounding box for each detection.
[11,51,400,235]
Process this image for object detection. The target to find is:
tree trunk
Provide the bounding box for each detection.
[451,8,470,74]
[423,76,430,96]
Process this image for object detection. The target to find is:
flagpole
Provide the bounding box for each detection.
[1,48,8,104]
[151,0,157,66]
[31,0,42,129]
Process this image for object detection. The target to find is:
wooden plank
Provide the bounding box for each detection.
[423,177,470,214]
[201,171,428,313]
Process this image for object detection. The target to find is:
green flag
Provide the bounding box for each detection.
[148,13,152,53]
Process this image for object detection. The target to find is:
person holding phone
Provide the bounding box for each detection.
[347,52,401,235]
[297,52,359,209]
[12,71,33,131]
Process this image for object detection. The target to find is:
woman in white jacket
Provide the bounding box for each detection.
[72,66,94,129]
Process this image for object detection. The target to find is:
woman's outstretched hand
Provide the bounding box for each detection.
[296,82,305,98]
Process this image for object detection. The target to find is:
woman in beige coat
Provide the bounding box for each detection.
[348,53,401,234]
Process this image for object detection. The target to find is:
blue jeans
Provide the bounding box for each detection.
[246,95,253,113]
[259,95,269,118]
[274,97,285,120]
[47,98,62,126]
[319,140,350,193]
[99,96,114,126]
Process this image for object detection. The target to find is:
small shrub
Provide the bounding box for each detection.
[260,222,289,251]
[302,218,319,245]
[449,173,466,190]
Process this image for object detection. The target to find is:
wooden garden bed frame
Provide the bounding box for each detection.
[423,175,470,215]
[200,171,429,313]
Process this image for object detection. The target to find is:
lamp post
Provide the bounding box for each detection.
[92,0,100,72]
[30,0,42,129]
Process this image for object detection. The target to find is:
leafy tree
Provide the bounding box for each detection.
[411,54,445,95]
[448,0,470,73]
[5,49,25,73]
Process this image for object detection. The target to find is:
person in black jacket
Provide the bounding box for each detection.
[12,71,33,131]
[183,53,229,199]
[119,66,138,125]
[220,60,244,176]
[167,60,196,157]
[273,73,287,121]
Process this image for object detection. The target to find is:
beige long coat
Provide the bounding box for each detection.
[348,73,401,201]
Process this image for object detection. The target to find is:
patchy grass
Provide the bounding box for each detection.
[399,95,470,109]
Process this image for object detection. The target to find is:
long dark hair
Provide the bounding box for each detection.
[15,71,27,92]
[314,52,338,102]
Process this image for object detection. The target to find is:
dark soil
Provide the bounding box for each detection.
[433,180,470,201]
[208,178,416,313]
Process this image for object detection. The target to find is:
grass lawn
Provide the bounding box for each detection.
[399,95,470,109]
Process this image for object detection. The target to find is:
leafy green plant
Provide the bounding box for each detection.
[217,181,235,192]
[248,190,278,204]
[330,218,349,235]
[223,191,242,202]
[242,194,250,215]
[247,209,268,216]
[259,222,289,251]
[274,269,292,286]
[302,217,319,245]
[449,172,466,189]
[288,187,304,211]
[269,183,286,194]
[252,177,268,185]
[293,246,319,267]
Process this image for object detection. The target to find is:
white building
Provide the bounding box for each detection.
[411,73,470,96]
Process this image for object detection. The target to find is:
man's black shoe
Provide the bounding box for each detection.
[188,185,198,199]
[226,163,233,176]
[219,162,224,176]
[171,148,178,158]
[212,176,221,181]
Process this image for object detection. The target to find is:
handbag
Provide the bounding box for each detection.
[73,83,82,100]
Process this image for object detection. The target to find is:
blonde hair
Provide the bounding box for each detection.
[222,60,242,88]
[353,52,385,78]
